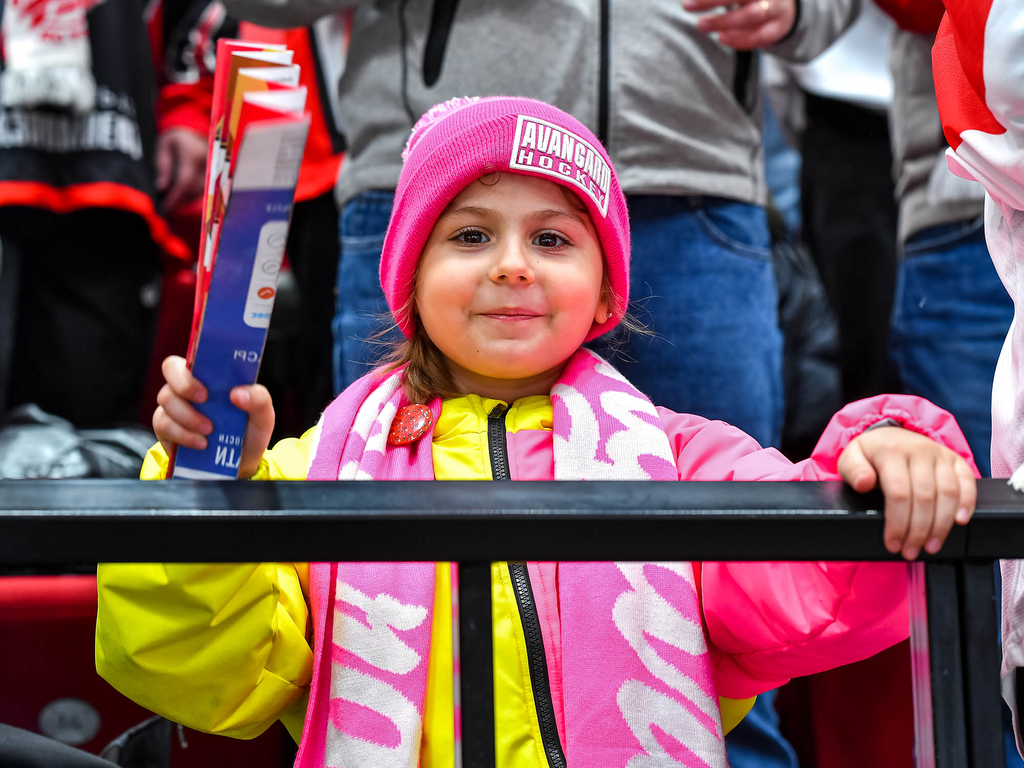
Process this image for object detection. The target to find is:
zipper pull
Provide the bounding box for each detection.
[487,404,511,481]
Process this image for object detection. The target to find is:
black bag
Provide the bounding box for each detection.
[98,716,172,768]
[0,404,153,479]
[0,724,119,768]
[0,717,172,768]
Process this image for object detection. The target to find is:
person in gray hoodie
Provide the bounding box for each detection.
[223,0,857,448]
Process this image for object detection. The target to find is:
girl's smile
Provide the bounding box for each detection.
[479,307,545,322]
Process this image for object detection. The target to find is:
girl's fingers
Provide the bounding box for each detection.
[161,355,208,403]
[153,406,207,451]
[156,384,213,436]
[233,385,275,438]
[904,453,938,560]
[876,452,912,555]
[925,457,961,555]
[837,438,878,493]
[230,384,273,418]
[231,385,276,480]
[954,457,978,524]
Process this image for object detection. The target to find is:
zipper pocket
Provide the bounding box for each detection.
[508,562,567,768]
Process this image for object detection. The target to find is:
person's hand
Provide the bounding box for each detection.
[683,0,797,50]
[838,427,977,561]
[154,355,275,479]
[155,127,207,214]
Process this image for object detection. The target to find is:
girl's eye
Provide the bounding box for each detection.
[453,228,489,245]
[534,232,568,248]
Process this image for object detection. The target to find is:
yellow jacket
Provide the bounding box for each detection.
[96,394,753,767]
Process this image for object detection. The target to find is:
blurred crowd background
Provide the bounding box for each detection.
[0,0,1016,766]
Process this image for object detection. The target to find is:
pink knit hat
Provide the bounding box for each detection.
[380,96,630,341]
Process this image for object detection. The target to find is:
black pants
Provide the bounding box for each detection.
[801,93,900,402]
[0,207,160,427]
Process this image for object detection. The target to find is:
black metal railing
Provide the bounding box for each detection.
[3,478,1024,768]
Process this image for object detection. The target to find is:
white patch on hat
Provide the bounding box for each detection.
[509,115,611,217]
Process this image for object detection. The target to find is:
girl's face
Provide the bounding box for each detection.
[415,174,609,390]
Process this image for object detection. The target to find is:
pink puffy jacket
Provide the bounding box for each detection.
[495,393,976,699]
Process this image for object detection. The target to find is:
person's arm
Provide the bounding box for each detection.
[662,393,977,698]
[766,0,861,63]
[101,423,318,740]
[697,557,909,700]
[95,562,313,741]
[154,0,237,213]
[663,393,977,484]
[683,0,860,63]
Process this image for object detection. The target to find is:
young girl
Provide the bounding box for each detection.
[97,97,979,768]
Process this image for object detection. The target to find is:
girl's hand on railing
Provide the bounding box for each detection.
[154,355,275,480]
[837,427,977,561]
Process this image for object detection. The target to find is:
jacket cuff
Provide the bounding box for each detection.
[777,0,802,43]
[809,394,979,477]
[141,443,170,480]
[251,457,274,481]
[766,0,859,64]
[157,80,213,136]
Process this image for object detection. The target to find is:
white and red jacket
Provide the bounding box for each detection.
[926,0,1024,754]
[929,0,1024,480]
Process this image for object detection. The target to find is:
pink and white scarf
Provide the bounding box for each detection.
[296,349,727,768]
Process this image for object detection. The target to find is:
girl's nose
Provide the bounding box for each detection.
[488,240,535,284]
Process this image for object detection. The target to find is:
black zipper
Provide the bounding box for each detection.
[397,0,416,124]
[486,404,566,767]
[732,51,757,115]
[422,0,461,88]
[487,404,511,481]
[508,562,568,768]
[597,0,610,146]
[306,24,346,154]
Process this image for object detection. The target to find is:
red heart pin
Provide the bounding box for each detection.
[387,404,434,446]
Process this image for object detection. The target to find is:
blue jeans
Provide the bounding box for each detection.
[726,689,799,768]
[890,218,1013,477]
[333,190,399,392]
[608,195,784,448]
